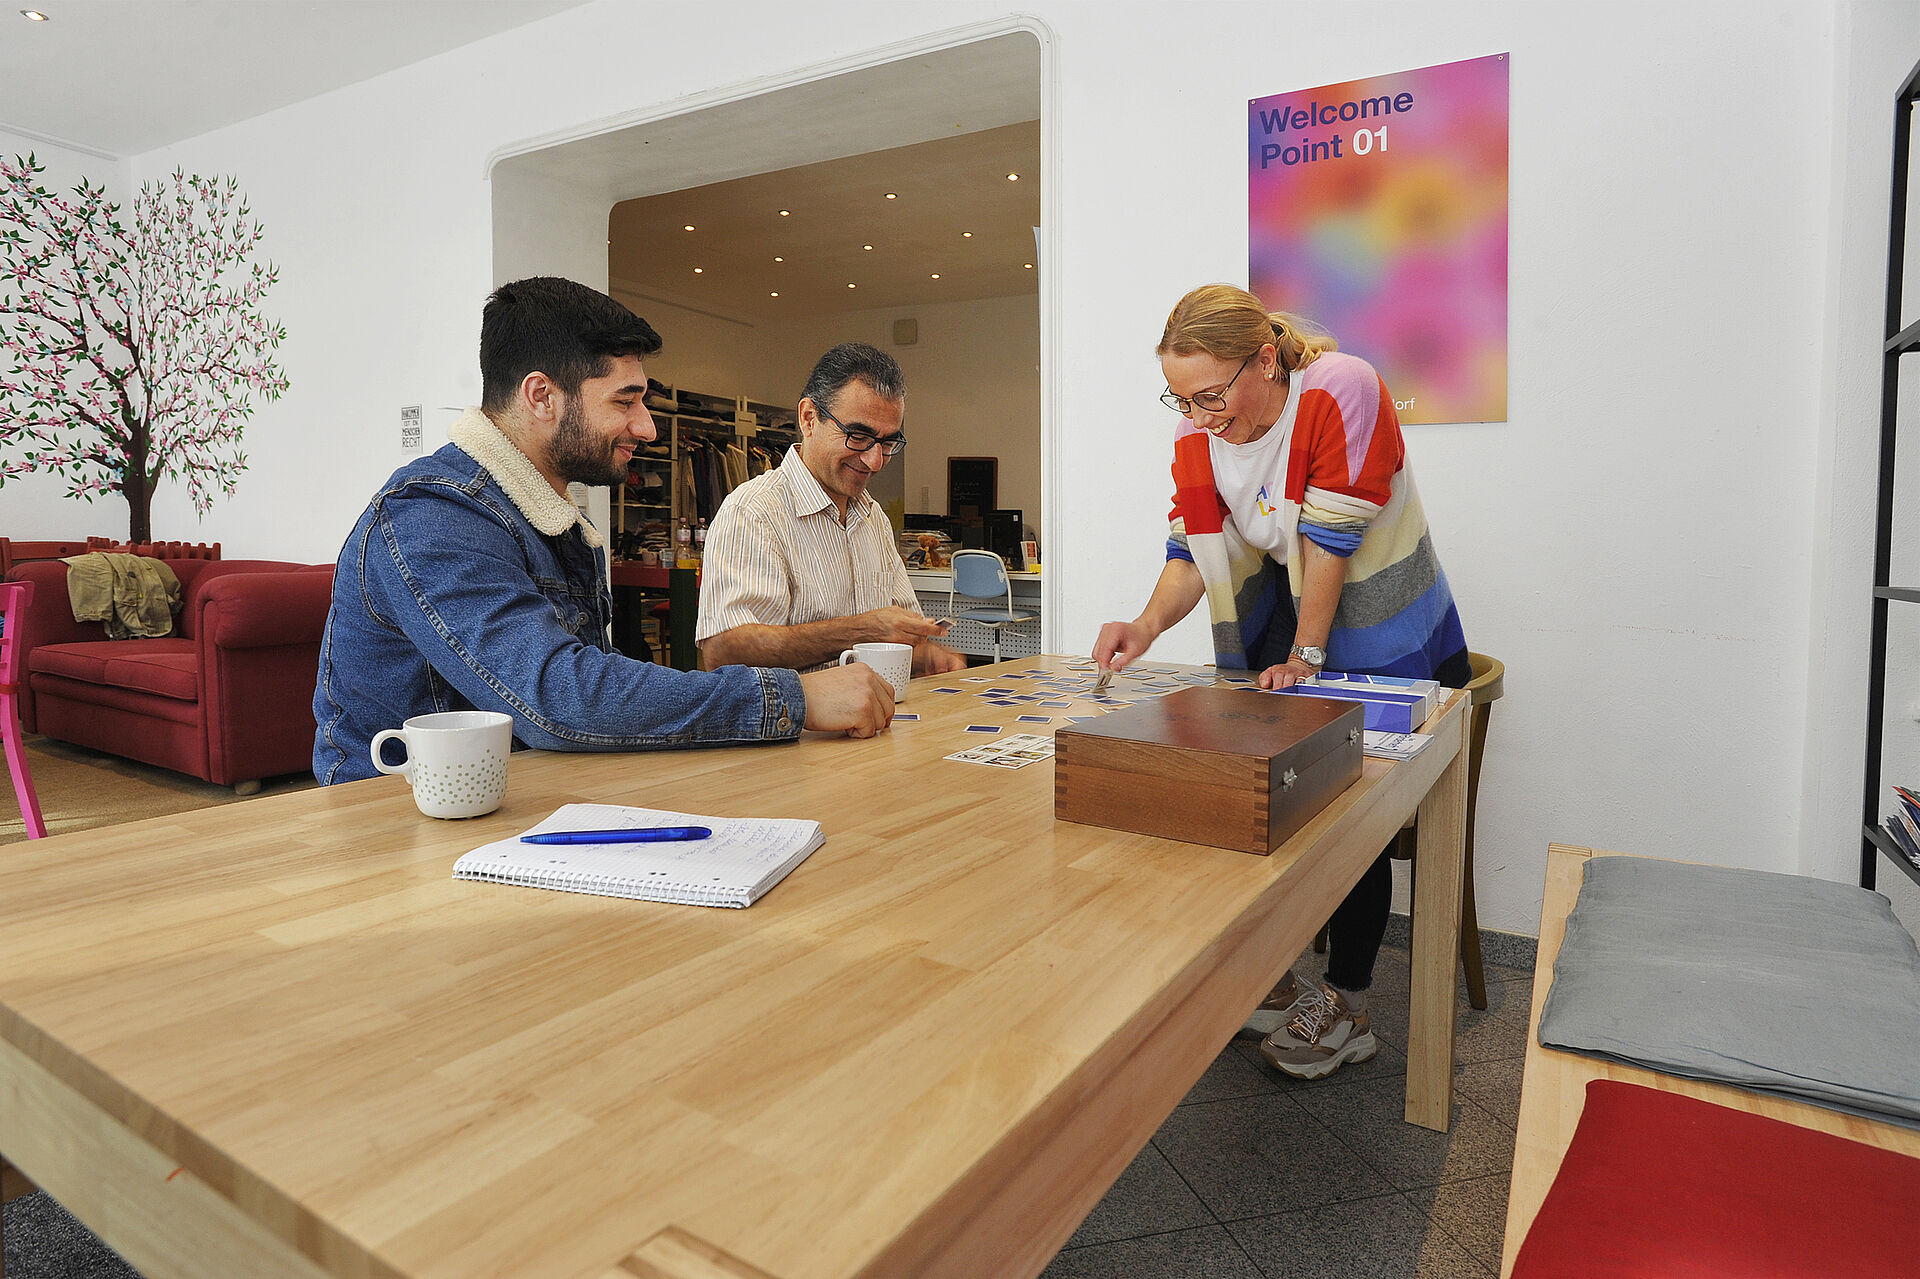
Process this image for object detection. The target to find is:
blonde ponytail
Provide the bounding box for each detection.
[1159,284,1338,375]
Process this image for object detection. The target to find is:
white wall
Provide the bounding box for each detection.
[1809,2,1920,934]
[14,0,1907,936]
[622,292,1041,525]
[0,127,130,538]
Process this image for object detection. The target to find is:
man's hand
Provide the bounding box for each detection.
[913,641,968,676]
[862,605,947,646]
[1092,620,1155,673]
[798,663,896,738]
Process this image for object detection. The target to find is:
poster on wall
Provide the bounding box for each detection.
[1248,53,1509,425]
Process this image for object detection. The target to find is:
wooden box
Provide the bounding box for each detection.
[1054,686,1364,855]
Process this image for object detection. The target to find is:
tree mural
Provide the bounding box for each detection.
[0,155,288,542]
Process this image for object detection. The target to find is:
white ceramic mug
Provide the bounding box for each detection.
[839,641,912,702]
[370,710,513,818]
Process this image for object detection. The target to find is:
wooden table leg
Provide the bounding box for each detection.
[1405,701,1469,1131]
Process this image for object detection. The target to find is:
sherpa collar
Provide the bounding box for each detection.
[447,408,604,549]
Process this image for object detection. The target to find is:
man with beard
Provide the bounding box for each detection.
[313,277,894,784]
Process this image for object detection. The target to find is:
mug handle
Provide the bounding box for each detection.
[839,650,860,666]
[370,729,413,781]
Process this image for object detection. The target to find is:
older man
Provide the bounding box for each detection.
[696,343,966,675]
[313,278,893,784]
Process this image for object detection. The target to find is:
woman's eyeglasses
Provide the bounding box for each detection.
[819,405,907,456]
[1161,354,1253,415]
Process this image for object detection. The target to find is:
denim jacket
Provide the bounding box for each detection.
[313,409,804,784]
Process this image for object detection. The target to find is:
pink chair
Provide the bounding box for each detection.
[0,580,48,839]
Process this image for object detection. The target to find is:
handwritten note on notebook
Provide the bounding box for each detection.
[452,802,824,909]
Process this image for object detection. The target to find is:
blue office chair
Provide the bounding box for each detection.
[948,549,1036,663]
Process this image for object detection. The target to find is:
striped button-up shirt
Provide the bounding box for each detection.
[696,446,920,671]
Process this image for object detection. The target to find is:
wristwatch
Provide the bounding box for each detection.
[1290,644,1326,668]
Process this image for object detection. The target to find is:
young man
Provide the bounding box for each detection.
[696,343,966,676]
[313,278,892,784]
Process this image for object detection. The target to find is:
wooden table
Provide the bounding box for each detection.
[1500,844,1920,1276]
[0,656,1467,1279]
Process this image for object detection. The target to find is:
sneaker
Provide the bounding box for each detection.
[1259,983,1377,1080]
[1238,973,1310,1039]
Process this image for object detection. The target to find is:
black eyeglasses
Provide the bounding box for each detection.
[818,405,907,456]
[1161,354,1253,415]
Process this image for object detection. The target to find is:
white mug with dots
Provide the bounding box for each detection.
[371,710,513,818]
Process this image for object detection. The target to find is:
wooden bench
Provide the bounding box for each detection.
[1500,843,1920,1276]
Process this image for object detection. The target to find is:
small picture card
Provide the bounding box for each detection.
[1017,714,1051,723]
[965,724,1001,733]
[933,687,963,694]
[1067,715,1099,722]
[986,699,1018,707]
[1039,700,1072,708]
[985,688,1016,695]
[893,712,920,721]
[944,733,1056,769]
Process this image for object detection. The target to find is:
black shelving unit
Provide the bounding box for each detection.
[1861,55,1920,893]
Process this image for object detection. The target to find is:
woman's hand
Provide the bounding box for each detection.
[1093,620,1155,673]
[1257,657,1319,690]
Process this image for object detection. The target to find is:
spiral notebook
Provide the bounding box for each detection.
[452,802,824,909]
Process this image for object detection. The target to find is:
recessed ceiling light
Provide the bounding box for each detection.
[693,267,703,274]
[884,193,897,200]
[682,224,695,232]
[770,292,779,298]
[1006,173,1020,181]
[20,9,48,19]
[930,274,941,280]
[779,209,791,216]
[773,256,784,263]
[962,231,973,238]
[1024,263,1034,269]
[847,283,857,289]
[863,244,874,251]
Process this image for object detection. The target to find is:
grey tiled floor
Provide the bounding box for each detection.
[1040,941,1534,1279]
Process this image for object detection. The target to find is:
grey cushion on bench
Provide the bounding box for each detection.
[1538,856,1920,1129]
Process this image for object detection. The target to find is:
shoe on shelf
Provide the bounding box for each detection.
[1259,982,1377,1080]
[1238,972,1310,1039]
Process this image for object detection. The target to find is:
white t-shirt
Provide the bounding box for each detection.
[1206,381,1301,560]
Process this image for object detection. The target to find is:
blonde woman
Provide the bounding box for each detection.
[1093,283,1468,1080]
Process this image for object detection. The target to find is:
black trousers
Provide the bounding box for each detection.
[1253,587,1470,993]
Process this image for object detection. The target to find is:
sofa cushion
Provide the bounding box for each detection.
[30,639,199,702]
[1512,1080,1920,1278]
[1537,855,1920,1127]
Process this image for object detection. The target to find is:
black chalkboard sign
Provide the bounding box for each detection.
[947,456,997,521]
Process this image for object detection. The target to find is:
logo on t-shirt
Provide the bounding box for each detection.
[1254,484,1277,517]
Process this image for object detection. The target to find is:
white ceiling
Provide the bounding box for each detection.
[609,122,1040,322]
[0,0,591,157]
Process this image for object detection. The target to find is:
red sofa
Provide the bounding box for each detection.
[5,557,334,789]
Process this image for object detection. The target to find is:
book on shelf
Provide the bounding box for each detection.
[1892,804,1920,865]
[453,802,824,909]
[1883,816,1920,866]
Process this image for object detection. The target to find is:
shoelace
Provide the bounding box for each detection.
[1284,989,1341,1045]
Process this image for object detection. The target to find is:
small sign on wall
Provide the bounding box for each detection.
[1248,54,1510,425]
[400,404,424,453]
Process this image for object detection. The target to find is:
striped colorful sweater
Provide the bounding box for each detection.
[1166,350,1466,677]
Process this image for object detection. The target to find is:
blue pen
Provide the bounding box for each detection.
[519,826,712,845]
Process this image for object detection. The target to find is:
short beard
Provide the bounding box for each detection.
[548,394,624,488]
